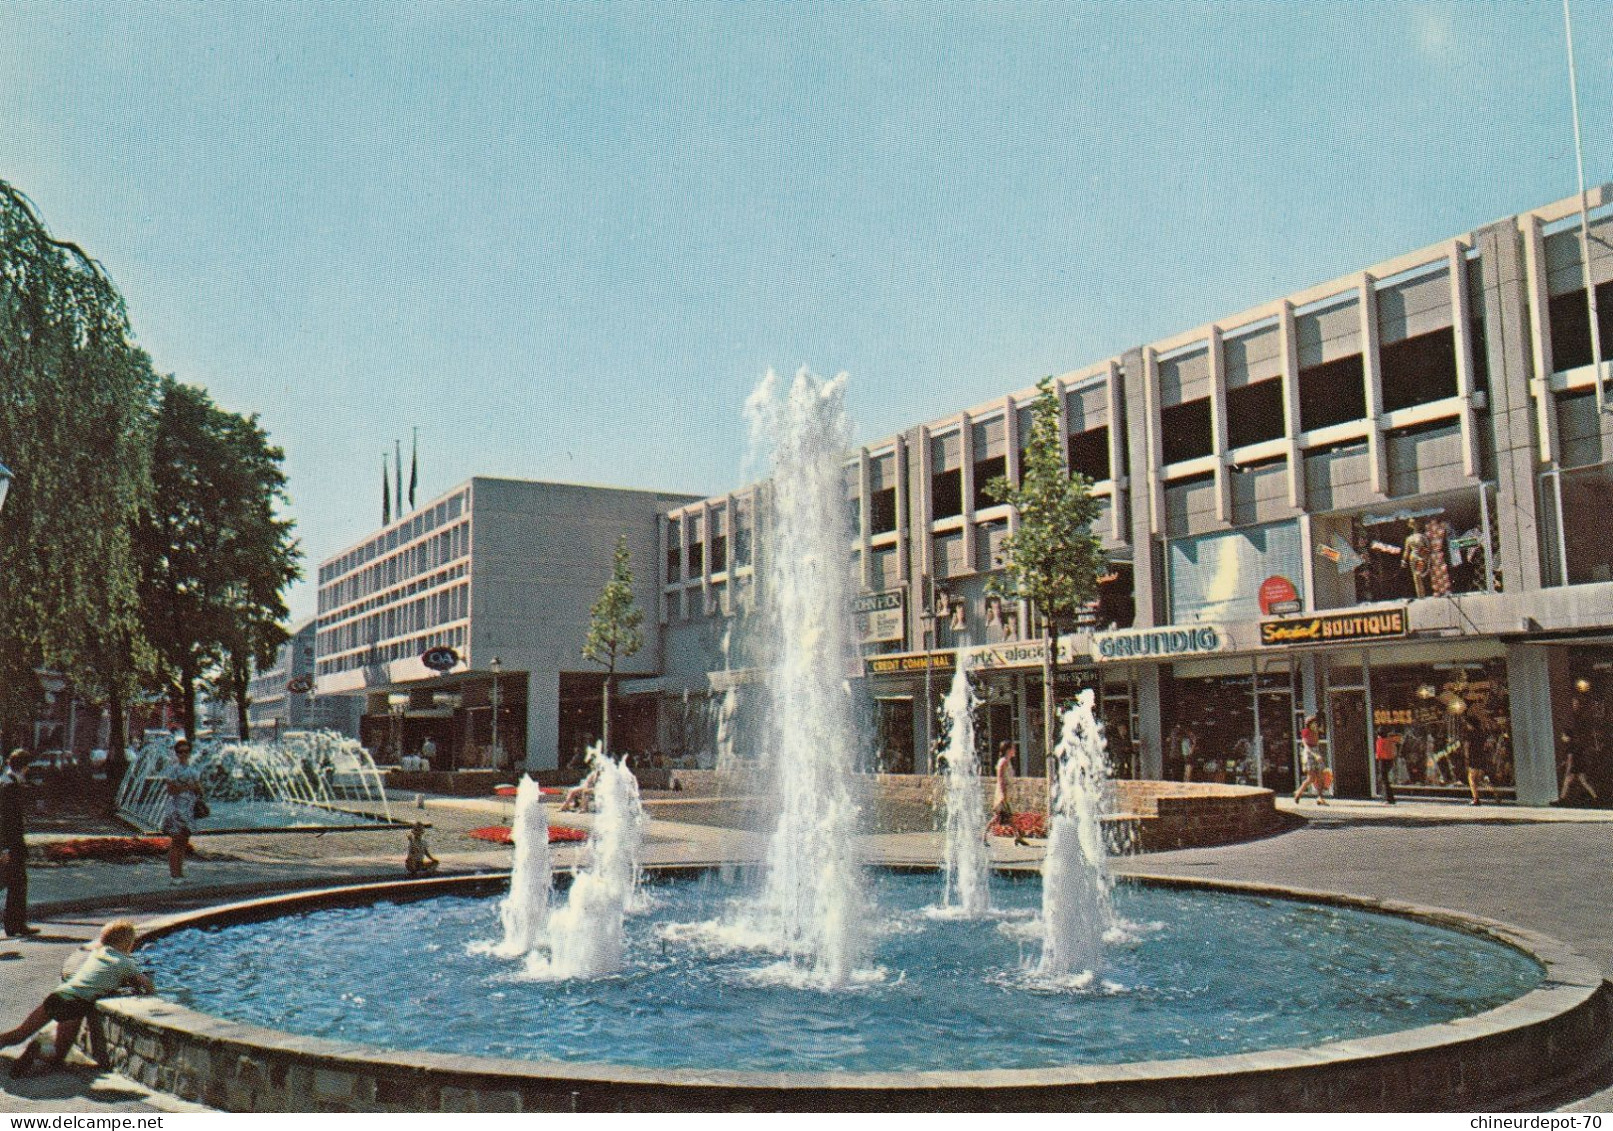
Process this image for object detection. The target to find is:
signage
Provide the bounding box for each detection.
[1259,608,1407,647]
[961,637,1081,672]
[1093,625,1229,662]
[865,650,956,677]
[285,675,314,695]
[421,646,461,672]
[1258,576,1301,616]
[853,589,905,645]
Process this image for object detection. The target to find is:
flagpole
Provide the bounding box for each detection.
[409,426,419,509]
[395,438,404,516]
[1564,0,1608,413]
[382,452,391,526]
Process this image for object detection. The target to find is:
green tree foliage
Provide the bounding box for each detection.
[985,376,1105,767]
[582,536,644,757]
[137,377,301,739]
[0,181,157,747]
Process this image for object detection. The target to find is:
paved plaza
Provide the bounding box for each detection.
[1,793,1610,1113]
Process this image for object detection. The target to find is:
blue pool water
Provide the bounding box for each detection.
[139,872,1542,1073]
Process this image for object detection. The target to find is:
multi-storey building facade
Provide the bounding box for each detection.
[247,620,360,738]
[313,478,701,770]
[313,189,1613,805]
[648,188,1613,807]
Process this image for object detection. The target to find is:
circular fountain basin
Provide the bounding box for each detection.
[101,870,1612,1112]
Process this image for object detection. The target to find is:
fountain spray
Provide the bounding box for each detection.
[1038,690,1114,978]
[939,662,991,916]
[494,775,552,957]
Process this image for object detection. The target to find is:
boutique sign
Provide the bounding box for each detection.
[1092,625,1229,662]
[1259,608,1407,647]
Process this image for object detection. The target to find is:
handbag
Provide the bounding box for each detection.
[193,798,211,820]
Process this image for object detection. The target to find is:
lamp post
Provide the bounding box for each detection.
[489,657,503,771]
[387,692,409,766]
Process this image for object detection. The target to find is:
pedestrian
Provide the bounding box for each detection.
[404,822,439,877]
[1293,715,1328,805]
[420,735,437,772]
[993,741,1028,846]
[1374,728,1398,805]
[0,919,153,1077]
[161,740,202,885]
[1464,719,1501,806]
[1,750,38,938]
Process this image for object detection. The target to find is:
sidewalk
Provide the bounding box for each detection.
[2,793,1610,1112]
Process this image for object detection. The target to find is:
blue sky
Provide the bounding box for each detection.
[6,1,1613,623]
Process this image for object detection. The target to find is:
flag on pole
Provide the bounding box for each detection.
[395,438,403,516]
[382,453,391,526]
[409,427,418,508]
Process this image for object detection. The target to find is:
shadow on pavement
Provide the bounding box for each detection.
[0,1056,152,1108]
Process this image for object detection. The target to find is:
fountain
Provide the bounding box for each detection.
[736,368,867,985]
[937,662,991,917]
[108,368,1594,1113]
[1038,690,1115,979]
[491,775,551,957]
[116,731,396,833]
[525,747,645,979]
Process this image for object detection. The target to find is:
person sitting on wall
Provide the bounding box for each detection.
[404,822,439,876]
[561,767,600,813]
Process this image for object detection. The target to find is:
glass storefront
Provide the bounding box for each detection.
[1311,484,1500,609]
[1561,648,1613,807]
[1366,660,1512,797]
[1164,666,1296,792]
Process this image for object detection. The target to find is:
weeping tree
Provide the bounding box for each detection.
[137,377,301,740]
[985,376,1105,773]
[582,536,644,758]
[0,180,157,750]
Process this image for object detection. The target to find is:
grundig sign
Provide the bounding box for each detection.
[1093,625,1228,662]
[1259,608,1408,647]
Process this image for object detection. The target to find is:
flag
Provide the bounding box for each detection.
[409,427,418,508]
[395,439,403,516]
[382,453,391,525]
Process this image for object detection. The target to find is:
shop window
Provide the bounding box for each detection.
[932,469,962,520]
[1547,281,1613,372]
[1311,489,1496,607]
[1226,380,1285,448]
[1368,661,1512,793]
[1167,520,1302,623]
[1299,353,1366,431]
[1380,328,1459,412]
[1160,398,1213,464]
[870,487,898,533]
[1068,426,1110,482]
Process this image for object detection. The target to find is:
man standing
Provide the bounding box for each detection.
[1374,728,1398,805]
[1,749,38,938]
[420,735,437,772]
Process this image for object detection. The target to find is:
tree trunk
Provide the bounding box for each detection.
[601,663,614,757]
[108,686,127,758]
[1043,615,1058,792]
[235,688,251,742]
[180,664,197,740]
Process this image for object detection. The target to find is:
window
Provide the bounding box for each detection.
[711,508,728,574]
[972,417,1007,510]
[1380,328,1458,412]
[975,520,1008,573]
[1548,281,1613,372]
[1068,425,1110,482]
[733,498,752,567]
[870,487,897,533]
[933,531,966,578]
[1160,399,1213,464]
[1299,354,1366,430]
[666,519,681,583]
[1226,380,1285,448]
[931,432,962,519]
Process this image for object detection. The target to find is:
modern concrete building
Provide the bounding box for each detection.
[648,187,1613,808]
[315,188,1613,806]
[247,620,361,739]
[313,478,701,771]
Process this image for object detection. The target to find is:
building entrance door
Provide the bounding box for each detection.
[1328,685,1372,799]
[874,697,915,774]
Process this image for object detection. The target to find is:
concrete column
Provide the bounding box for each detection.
[959,413,976,572]
[858,448,873,589]
[1506,643,1562,806]
[1209,326,1232,525]
[1135,664,1163,779]
[524,667,560,773]
[1449,243,1481,479]
[1359,274,1388,496]
[1278,301,1307,509]
[1478,220,1546,595]
[1522,216,1560,463]
[1104,360,1129,542]
[1121,348,1160,627]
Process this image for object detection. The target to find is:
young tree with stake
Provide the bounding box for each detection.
[582,536,644,758]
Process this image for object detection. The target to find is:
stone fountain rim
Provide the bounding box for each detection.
[106,865,1606,1101]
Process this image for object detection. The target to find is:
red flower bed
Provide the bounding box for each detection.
[493,785,564,797]
[468,825,587,845]
[988,811,1048,840]
[43,837,171,862]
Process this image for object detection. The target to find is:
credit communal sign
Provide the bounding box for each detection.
[1092,625,1229,662]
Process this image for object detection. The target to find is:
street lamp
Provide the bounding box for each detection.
[489,657,503,771]
[387,692,409,766]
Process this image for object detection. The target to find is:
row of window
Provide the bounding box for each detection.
[318,522,470,613]
[317,582,469,660]
[665,502,753,585]
[320,562,468,631]
[316,625,468,678]
[318,492,467,586]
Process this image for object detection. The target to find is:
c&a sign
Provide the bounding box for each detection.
[1259,608,1407,647]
